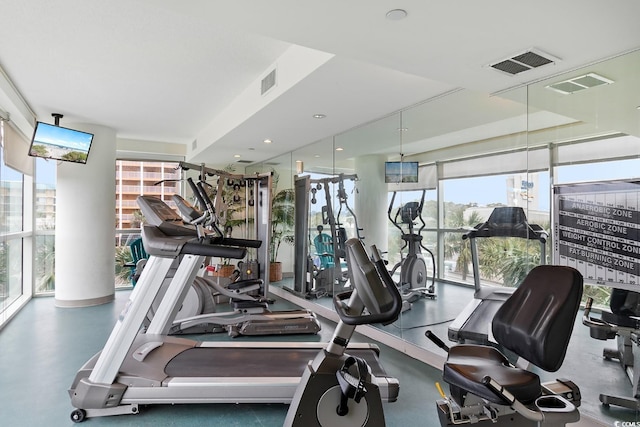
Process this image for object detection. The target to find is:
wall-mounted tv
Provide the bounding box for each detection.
[385,161,418,184]
[28,121,94,164]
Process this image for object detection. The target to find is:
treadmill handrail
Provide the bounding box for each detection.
[181,241,246,259]
[142,225,246,259]
[210,236,262,249]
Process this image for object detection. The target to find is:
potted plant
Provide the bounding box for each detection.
[269,187,295,281]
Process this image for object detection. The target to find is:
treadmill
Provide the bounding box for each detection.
[447,207,547,345]
[68,197,400,422]
[137,195,321,337]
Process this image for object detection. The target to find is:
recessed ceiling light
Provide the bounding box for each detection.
[263,139,272,144]
[336,147,344,151]
[386,9,407,20]
[234,154,241,158]
[313,114,326,119]
[314,154,320,158]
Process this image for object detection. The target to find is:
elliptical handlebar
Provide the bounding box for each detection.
[336,175,364,240]
[388,190,427,234]
[187,177,208,213]
[417,190,426,234]
[387,192,403,234]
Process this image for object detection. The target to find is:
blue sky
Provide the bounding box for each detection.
[33,122,93,151]
[443,159,640,211]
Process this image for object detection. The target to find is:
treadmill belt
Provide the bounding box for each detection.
[165,347,386,378]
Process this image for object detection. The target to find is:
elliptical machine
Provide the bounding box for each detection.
[387,190,436,308]
[583,289,640,410]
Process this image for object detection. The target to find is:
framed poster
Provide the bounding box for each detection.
[554,180,640,290]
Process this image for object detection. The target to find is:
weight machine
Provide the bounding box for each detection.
[177,161,272,292]
[290,173,363,298]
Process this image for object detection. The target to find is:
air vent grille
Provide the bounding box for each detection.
[546,72,613,95]
[236,159,253,164]
[512,51,553,68]
[492,60,530,75]
[261,69,277,95]
[489,48,558,75]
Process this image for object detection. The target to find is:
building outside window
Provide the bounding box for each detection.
[0,121,25,311]
[114,160,181,287]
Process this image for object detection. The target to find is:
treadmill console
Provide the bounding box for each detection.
[137,195,199,237]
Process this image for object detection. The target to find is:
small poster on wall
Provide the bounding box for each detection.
[554,180,640,290]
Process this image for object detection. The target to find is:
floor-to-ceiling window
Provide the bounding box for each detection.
[33,158,55,295]
[0,120,26,315]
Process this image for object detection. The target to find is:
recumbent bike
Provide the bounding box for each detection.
[427,265,584,426]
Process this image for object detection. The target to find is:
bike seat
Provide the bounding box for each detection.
[443,345,541,404]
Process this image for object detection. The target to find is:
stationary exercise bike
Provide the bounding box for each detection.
[426,265,583,426]
[284,238,403,426]
[583,288,640,410]
[387,190,436,308]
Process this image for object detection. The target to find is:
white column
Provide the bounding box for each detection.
[55,124,116,307]
[354,155,388,252]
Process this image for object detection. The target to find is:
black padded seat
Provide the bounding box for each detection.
[443,345,540,404]
[602,288,640,329]
[602,310,640,329]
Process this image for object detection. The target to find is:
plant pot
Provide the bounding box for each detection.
[212,264,235,278]
[269,262,283,282]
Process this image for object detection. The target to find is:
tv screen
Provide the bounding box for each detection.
[28,121,94,164]
[385,161,418,184]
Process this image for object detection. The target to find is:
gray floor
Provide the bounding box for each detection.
[275,278,640,426]
[0,282,638,426]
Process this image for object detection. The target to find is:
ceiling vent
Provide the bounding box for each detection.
[545,72,614,95]
[489,48,559,75]
[261,69,277,95]
[236,159,253,164]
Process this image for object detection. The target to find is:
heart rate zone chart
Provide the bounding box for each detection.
[554,181,640,288]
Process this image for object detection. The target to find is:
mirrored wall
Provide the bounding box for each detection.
[248,49,640,384]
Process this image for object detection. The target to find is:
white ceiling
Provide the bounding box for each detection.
[0,0,639,167]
